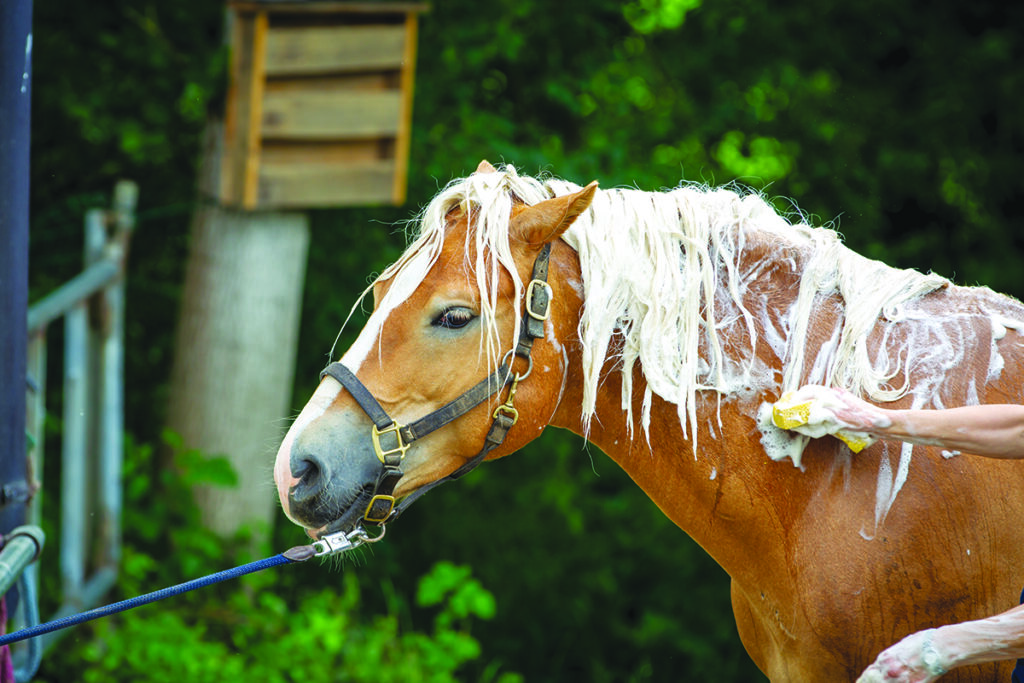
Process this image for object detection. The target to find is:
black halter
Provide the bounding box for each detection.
[318,243,553,527]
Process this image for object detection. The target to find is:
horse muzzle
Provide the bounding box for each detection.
[281,407,383,535]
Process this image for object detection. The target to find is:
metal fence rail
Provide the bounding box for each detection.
[23,180,136,662]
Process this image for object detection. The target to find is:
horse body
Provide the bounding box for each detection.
[543,224,1024,680]
[274,163,1024,681]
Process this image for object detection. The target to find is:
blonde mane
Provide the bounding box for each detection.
[355,165,949,458]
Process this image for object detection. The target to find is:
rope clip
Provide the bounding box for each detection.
[312,525,386,557]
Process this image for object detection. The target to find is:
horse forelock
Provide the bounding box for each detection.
[332,166,559,374]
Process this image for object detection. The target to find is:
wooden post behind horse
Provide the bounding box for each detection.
[274,163,1024,681]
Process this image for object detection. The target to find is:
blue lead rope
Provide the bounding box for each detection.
[0,544,316,648]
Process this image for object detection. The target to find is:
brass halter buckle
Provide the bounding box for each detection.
[371,422,409,464]
[364,494,397,524]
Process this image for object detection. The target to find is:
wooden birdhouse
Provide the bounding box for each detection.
[220,1,428,209]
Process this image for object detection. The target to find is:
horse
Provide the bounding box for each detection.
[273,160,1024,681]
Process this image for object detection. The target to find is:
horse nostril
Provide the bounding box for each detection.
[291,455,316,480]
[289,454,329,504]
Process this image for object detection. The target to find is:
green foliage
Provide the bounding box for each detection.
[75,612,247,683]
[417,561,498,627]
[51,568,512,683]
[121,431,239,583]
[64,570,513,683]
[624,0,704,34]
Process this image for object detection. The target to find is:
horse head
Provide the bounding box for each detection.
[274,161,597,537]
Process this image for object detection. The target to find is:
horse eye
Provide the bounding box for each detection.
[433,307,476,330]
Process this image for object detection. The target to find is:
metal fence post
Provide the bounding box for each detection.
[1,0,35,654]
[98,181,136,569]
[60,302,87,603]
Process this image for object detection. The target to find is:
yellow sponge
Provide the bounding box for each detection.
[771,399,811,430]
[835,431,872,453]
[771,393,873,453]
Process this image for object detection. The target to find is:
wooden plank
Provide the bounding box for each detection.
[264,73,397,95]
[258,160,397,207]
[261,140,390,166]
[220,13,251,205]
[262,89,401,139]
[219,11,268,208]
[244,13,269,208]
[392,13,419,204]
[265,25,405,75]
[230,2,429,16]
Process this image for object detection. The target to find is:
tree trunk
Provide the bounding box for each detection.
[167,128,309,540]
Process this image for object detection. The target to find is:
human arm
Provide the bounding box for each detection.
[856,604,1024,682]
[881,403,1024,458]
[781,385,1024,459]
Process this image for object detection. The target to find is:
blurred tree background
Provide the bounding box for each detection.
[25,0,1023,681]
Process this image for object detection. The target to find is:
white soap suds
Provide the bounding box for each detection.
[991,314,1024,341]
[988,314,1024,383]
[757,402,809,468]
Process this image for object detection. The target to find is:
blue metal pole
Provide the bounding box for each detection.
[0,0,34,609]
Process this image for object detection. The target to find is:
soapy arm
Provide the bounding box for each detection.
[856,604,1024,683]
[879,403,1024,458]
[778,385,1024,459]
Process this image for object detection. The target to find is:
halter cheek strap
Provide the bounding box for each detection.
[318,242,553,526]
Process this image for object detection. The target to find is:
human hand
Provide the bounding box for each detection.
[783,385,892,434]
[856,629,949,683]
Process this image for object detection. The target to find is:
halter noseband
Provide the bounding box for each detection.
[317,243,553,527]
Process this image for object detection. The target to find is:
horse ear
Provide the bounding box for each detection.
[476,159,498,174]
[511,181,598,244]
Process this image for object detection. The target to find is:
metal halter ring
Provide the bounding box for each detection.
[500,348,533,381]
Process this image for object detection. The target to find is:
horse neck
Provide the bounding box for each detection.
[547,230,815,583]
